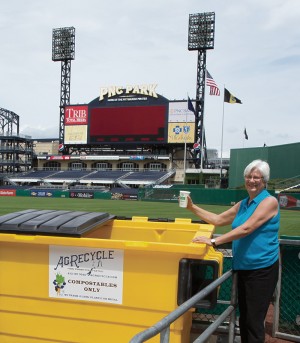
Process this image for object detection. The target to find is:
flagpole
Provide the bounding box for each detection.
[183,98,187,184]
[200,95,206,172]
[220,84,225,180]
[183,139,187,184]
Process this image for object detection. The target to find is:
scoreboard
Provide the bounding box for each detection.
[64,88,195,146]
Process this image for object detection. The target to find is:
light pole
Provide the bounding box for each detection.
[188,12,215,170]
[52,27,75,150]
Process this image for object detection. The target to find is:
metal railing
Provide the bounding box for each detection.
[129,238,300,343]
[274,175,300,191]
[273,238,300,342]
[129,270,237,343]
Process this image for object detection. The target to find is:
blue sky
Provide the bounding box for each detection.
[1,0,299,157]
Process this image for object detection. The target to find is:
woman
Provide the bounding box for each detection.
[186,159,279,343]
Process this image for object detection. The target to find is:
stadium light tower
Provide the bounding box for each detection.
[188,12,215,169]
[52,27,75,148]
[0,108,19,135]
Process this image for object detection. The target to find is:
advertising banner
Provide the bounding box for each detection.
[0,189,16,196]
[65,106,88,125]
[70,191,94,199]
[168,101,195,123]
[167,122,195,143]
[47,155,71,160]
[64,125,88,144]
[30,190,54,197]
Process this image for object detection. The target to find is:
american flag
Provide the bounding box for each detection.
[206,70,220,96]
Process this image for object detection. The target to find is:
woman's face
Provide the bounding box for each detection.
[244,168,266,197]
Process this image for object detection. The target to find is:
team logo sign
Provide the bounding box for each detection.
[173,126,182,135]
[183,126,190,134]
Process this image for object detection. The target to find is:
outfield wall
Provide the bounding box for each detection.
[141,185,253,205]
[3,187,252,205]
[229,142,300,188]
[2,187,299,209]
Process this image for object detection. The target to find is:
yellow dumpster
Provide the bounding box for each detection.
[0,209,223,343]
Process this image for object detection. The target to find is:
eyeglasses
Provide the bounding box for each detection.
[245,176,263,181]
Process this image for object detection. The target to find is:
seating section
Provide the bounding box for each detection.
[12,170,61,179]
[81,171,129,180]
[47,170,94,179]
[5,170,175,187]
[0,185,30,189]
[121,171,168,182]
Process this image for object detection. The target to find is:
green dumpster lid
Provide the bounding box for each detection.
[0,209,115,237]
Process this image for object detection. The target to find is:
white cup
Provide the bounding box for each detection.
[179,191,190,208]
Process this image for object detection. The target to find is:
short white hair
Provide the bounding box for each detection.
[243,159,270,182]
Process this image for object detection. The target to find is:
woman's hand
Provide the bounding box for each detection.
[186,195,194,210]
[192,236,212,245]
[178,194,194,208]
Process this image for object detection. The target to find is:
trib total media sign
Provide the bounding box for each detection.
[64,106,88,125]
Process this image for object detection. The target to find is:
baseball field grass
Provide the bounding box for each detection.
[0,196,299,236]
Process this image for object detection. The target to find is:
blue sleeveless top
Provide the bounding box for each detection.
[232,189,279,270]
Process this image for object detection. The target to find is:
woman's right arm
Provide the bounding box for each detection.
[186,195,240,227]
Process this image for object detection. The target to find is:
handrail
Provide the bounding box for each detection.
[276,175,300,186]
[129,270,235,343]
[193,305,234,343]
[274,175,300,191]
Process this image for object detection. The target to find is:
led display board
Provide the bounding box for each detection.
[89,106,166,144]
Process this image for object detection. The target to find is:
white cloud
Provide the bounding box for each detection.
[20,125,59,139]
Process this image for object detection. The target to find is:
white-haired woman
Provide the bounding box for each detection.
[186,159,279,343]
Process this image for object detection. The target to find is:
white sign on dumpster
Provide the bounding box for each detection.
[49,245,124,304]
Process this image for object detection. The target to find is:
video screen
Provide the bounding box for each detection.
[89,105,166,143]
